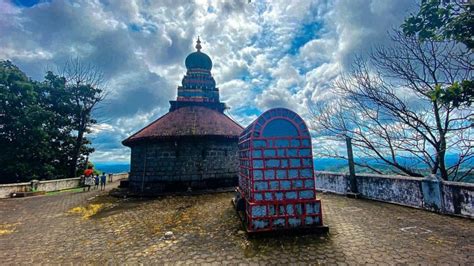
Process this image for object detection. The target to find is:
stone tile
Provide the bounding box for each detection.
[0,185,472,264]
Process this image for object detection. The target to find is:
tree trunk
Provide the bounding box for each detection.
[69,121,86,178]
[438,136,448,180]
[432,101,449,180]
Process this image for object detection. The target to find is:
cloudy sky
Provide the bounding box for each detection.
[1,0,417,162]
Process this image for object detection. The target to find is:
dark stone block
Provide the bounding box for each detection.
[127,138,239,194]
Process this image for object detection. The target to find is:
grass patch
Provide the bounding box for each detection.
[46,187,83,196]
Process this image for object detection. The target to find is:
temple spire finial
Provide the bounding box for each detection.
[195,36,202,52]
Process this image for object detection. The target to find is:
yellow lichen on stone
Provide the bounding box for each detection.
[68,203,104,219]
[0,223,19,235]
[427,236,452,245]
[0,229,14,235]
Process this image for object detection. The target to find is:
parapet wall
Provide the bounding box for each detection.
[0,182,31,199]
[36,178,81,193]
[316,171,473,219]
[0,173,129,199]
[442,181,474,218]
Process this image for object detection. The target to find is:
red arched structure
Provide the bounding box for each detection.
[237,108,324,232]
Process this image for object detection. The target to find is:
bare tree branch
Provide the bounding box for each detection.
[311,30,473,181]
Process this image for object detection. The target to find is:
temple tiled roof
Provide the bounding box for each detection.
[122,106,243,146]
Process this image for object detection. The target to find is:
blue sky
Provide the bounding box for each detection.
[0,0,418,162]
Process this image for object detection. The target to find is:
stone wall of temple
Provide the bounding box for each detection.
[128,138,239,193]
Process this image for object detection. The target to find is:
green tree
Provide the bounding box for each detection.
[403,0,473,49]
[58,58,105,177]
[0,60,104,183]
[402,0,473,107]
[0,61,58,182]
[39,71,78,176]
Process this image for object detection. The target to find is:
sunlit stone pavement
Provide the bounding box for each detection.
[0,182,472,264]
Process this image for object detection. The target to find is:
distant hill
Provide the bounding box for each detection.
[314,158,348,172]
[93,156,472,183]
[315,156,473,183]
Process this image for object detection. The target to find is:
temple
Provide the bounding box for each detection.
[122,38,243,194]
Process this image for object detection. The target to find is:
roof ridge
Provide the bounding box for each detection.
[122,111,171,144]
[123,106,244,146]
[223,110,245,130]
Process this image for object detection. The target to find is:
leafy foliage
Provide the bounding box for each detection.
[0,60,102,183]
[403,0,473,108]
[429,82,473,108]
[402,0,474,49]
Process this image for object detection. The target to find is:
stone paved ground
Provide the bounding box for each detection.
[0,182,473,264]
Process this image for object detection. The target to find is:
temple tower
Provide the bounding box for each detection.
[123,38,243,194]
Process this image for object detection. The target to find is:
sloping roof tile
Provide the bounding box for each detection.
[123,106,243,146]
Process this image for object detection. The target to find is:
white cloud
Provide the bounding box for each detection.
[90,123,115,135]
[0,0,418,162]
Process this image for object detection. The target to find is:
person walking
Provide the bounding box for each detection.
[83,166,94,192]
[100,172,107,191]
[85,175,94,191]
[94,174,100,190]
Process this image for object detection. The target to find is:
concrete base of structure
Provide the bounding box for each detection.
[128,176,238,195]
[346,192,361,199]
[232,197,329,237]
[110,186,235,198]
[243,224,329,238]
[119,180,129,188]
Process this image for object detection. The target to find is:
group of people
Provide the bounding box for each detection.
[83,166,107,191]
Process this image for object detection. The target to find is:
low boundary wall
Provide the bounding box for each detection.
[0,173,129,199]
[315,171,473,219]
